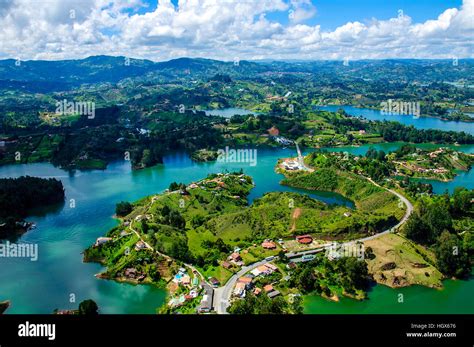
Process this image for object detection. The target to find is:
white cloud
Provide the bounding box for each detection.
[289,0,317,23]
[0,0,472,61]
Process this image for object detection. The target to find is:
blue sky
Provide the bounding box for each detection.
[0,0,472,61]
[133,0,463,30]
[276,0,462,29]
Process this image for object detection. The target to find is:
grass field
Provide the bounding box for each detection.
[364,233,443,288]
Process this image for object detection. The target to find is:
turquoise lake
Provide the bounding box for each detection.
[317,105,474,135]
[0,142,472,313]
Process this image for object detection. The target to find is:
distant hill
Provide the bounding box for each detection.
[0,56,265,92]
[0,56,472,93]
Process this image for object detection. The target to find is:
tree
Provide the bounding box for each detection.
[340,257,370,290]
[78,299,99,315]
[435,231,471,279]
[278,250,288,263]
[141,220,149,234]
[404,213,432,244]
[148,267,161,282]
[161,205,171,217]
[452,187,473,215]
[169,238,190,262]
[291,295,304,314]
[115,201,132,217]
[214,238,231,253]
[228,293,289,314]
[169,210,186,229]
[422,202,452,238]
[296,267,315,293]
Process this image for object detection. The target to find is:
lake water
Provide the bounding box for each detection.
[304,275,474,314]
[317,105,474,135]
[0,143,472,313]
[204,107,258,118]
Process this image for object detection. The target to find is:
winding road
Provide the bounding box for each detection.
[213,162,414,314]
[127,150,414,314]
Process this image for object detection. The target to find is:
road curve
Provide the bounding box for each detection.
[214,259,270,314]
[214,175,414,314]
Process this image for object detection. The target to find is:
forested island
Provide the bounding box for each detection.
[0,176,65,238]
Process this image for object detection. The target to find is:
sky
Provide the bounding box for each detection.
[0,0,472,61]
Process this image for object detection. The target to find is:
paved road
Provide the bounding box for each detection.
[214,174,414,314]
[214,259,271,314]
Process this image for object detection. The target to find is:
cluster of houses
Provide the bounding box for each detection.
[185,173,249,195]
[428,148,445,158]
[233,263,280,299]
[168,268,217,313]
[168,268,202,309]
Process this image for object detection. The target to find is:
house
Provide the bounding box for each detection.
[263,284,274,293]
[253,287,262,295]
[188,183,199,189]
[124,268,137,279]
[135,240,148,251]
[181,275,191,286]
[262,240,276,249]
[343,212,352,217]
[257,265,273,275]
[286,262,297,270]
[237,277,253,288]
[265,263,278,272]
[197,282,214,313]
[250,268,262,277]
[94,237,112,247]
[296,235,313,244]
[233,282,246,297]
[222,261,232,269]
[229,252,242,262]
[268,290,281,299]
[268,126,280,136]
[209,277,220,287]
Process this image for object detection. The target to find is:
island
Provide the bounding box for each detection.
[0,176,65,239]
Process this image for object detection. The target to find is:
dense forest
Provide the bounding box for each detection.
[328,112,474,144]
[0,176,65,238]
[404,188,474,278]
